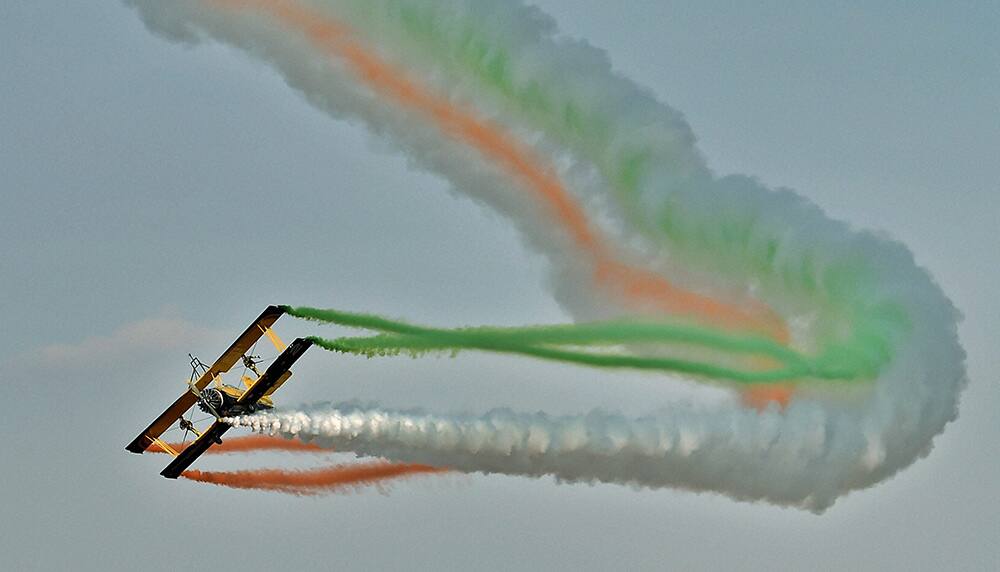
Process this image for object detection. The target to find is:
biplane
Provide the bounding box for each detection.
[125,305,312,478]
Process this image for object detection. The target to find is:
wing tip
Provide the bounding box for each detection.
[125,436,149,454]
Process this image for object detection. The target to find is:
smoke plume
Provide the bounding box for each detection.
[126,0,967,511]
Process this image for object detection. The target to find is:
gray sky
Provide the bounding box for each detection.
[2,1,998,570]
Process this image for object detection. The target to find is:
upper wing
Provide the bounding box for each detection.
[125,305,286,454]
[159,337,313,478]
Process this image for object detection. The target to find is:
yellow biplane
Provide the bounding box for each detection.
[125,305,312,478]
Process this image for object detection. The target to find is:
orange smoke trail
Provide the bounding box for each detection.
[740,383,795,411]
[211,0,787,342]
[182,462,447,495]
[148,435,326,455]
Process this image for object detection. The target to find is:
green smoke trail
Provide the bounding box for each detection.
[282,306,884,384]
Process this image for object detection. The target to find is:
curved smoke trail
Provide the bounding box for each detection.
[126,0,966,511]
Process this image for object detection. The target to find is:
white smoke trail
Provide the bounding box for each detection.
[129,0,967,511]
[223,390,914,512]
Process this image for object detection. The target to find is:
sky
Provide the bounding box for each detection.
[2,1,998,570]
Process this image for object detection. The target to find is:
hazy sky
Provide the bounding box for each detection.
[2,1,998,570]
